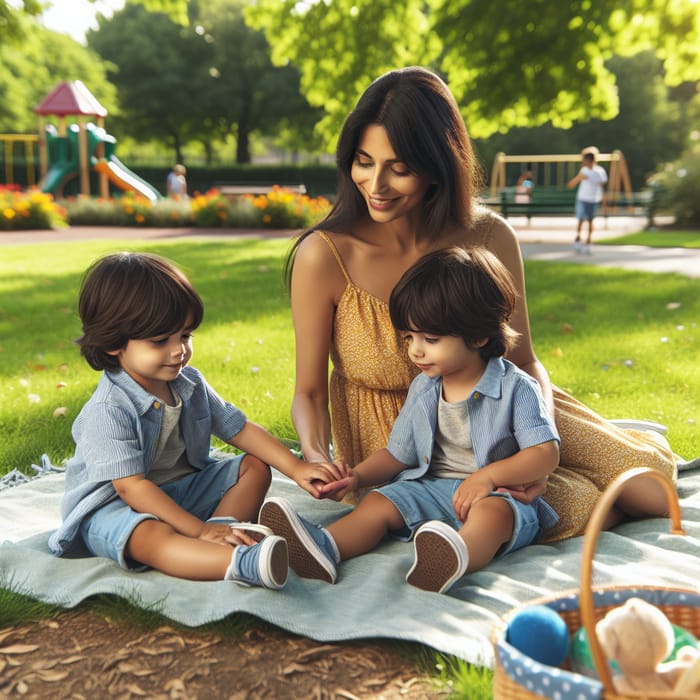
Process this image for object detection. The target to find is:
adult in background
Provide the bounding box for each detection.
[286,66,675,541]
[567,147,608,254]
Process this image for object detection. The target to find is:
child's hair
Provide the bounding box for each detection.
[389,246,520,360]
[77,252,204,371]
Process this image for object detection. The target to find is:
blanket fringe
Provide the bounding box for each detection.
[0,454,64,492]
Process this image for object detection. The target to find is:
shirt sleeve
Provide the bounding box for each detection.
[73,401,148,482]
[511,375,560,449]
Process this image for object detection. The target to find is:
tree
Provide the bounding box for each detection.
[192,0,321,163]
[474,51,695,189]
[245,0,700,148]
[87,4,212,163]
[0,18,116,133]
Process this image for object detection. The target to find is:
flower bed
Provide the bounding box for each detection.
[0,186,332,231]
[0,187,68,231]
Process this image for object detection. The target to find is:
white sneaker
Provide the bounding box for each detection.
[406,521,469,594]
[573,241,584,254]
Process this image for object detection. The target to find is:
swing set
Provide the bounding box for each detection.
[488,150,637,215]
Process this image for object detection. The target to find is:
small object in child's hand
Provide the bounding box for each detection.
[317,476,353,495]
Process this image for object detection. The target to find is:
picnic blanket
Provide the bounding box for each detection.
[1,462,699,668]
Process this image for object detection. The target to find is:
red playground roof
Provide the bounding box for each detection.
[35,80,108,117]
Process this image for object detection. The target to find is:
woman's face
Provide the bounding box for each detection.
[351,124,432,225]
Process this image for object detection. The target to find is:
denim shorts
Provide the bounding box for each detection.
[575,199,599,221]
[80,454,244,569]
[375,475,543,557]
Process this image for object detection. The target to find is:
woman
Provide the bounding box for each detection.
[286,66,675,540]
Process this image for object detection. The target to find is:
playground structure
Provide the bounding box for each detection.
[489,150,635,214]
[1,134,39,187]
[1,80,160,201]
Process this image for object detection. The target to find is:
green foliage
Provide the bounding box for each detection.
[474,51,695,190]
[651,144,700,225]
[86,1,320,164]
[0,19,116,133]
[246,0,700,147]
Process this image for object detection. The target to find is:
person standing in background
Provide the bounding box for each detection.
[167,164,188,199]
[567,147,608,254]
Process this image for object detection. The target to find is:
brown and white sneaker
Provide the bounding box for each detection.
[406,520,469,594]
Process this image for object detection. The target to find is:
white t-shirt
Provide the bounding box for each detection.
[577,165,607,203]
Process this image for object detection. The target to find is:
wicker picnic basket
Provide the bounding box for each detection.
[492,467,700,700]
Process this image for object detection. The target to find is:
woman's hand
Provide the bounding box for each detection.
[495,477,548,504]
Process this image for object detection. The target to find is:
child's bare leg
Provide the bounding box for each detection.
[327,491,405,560]
[126,519,232,580]
[211,455,271,523]
[458,497,514,573]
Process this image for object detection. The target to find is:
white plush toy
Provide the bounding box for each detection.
[596,597,700,695]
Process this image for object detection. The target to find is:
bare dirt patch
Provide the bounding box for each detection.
[0,609,448,699]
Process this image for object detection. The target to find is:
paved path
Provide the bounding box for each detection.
[513,215,700,278]
[1,215,698,278]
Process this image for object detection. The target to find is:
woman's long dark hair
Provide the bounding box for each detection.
[285,66,481,287]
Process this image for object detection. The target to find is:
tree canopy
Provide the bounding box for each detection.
[0,15,116,133]
[244,0,700,146]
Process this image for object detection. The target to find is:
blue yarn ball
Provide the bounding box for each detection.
[507,605,570,667]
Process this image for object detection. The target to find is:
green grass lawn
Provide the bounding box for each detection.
[599,229,700,248]
[1,236,696,471]
[0,236,698,699]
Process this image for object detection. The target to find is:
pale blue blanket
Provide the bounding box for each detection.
[1,467,699,668]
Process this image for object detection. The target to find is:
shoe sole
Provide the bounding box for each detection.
[406,522,467,594]
[257,535,289,590]
[259,498,336,583]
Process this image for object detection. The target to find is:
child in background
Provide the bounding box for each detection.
[48,252,345,589]
[260,247,560,594]
[567,147,608,254]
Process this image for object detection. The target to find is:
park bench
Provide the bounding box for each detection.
[216,182,307,198]
[483,187,660,228]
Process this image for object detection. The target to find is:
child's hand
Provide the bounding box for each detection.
[316,473,357,500]
[452,471,496,522]
[198,522,256,547]
[297,460,352,499]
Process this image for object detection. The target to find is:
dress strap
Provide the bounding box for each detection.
[315,231,352,285]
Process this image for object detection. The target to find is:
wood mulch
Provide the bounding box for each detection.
[0,609,450,699]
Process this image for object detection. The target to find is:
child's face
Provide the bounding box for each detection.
[402,330,483,381]
[108,321,194,396]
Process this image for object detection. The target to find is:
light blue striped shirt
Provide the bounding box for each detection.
[48,366,247,556]
[386,357,560,526]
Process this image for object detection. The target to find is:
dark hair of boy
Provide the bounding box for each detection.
[389,246,520,360]
[77,252,204,371]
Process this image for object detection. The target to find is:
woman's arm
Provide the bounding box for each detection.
[289,234,347,463]
[487,219,554,412]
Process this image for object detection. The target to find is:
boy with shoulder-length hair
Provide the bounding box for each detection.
[49,252,346,588]
[259,246,560,594]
